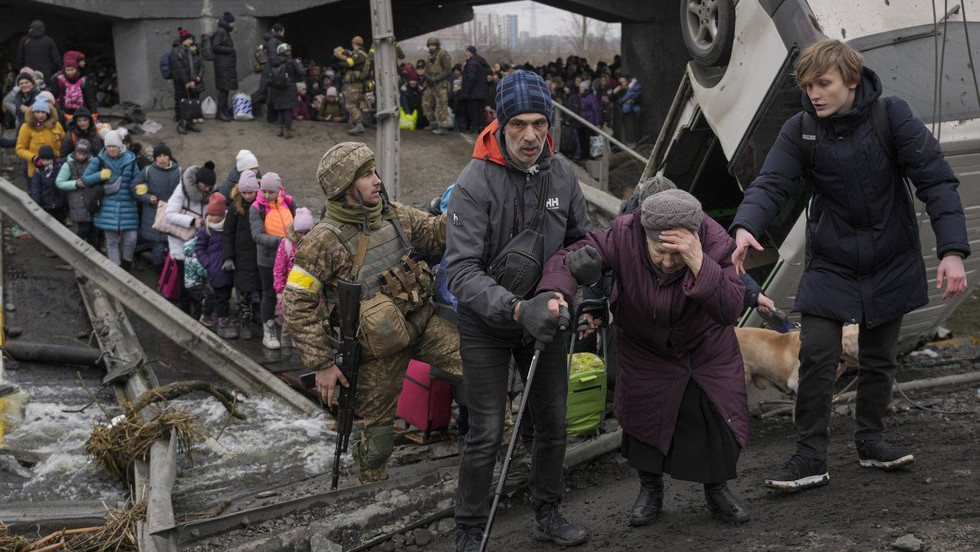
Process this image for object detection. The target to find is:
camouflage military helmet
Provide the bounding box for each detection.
[426,36,440,47]
[317,142,376,199]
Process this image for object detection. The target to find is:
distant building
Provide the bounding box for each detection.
[503,14,519,50]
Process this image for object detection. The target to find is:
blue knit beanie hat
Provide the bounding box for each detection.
[495,70,552,127]
[31,98,50,113]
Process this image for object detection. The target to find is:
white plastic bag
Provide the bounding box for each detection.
[589,135,605,158]
[232,92,253,120]
[201,96,218,119]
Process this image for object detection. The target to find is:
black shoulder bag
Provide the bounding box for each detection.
[487,176,550,299]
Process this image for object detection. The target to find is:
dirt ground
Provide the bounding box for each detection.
[3,113,980,551]
[116,109,478,215]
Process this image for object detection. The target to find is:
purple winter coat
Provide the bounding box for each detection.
[195,225,232,289]
[578,90,601,126]
[539,211,749,454]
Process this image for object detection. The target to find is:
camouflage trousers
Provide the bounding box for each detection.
[345,82,364,125]
[422,80,450,129]
[353,306,461,483]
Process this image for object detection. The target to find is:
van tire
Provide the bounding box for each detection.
[680,0,736,67]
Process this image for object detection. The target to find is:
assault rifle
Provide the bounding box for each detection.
[331,279,363,490]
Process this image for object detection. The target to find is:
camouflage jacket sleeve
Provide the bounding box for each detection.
[392,202,446,257]
[282,224,357,372]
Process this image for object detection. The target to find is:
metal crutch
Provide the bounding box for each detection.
[479,306,570,552]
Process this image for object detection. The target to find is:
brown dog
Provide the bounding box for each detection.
[735,325,861,395]
[735,327,801,395]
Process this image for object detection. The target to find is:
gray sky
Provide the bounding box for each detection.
[474,1,621,37]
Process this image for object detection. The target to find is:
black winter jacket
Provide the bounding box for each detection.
[731,67,970,327]
[461,54,490,100]
[223,190,261,292]
[212,20,238,91]
[17,21,60,80]
[60,119,103,158]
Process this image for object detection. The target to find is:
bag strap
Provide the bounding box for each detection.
[350,232,370,279]
[526,174,551,232]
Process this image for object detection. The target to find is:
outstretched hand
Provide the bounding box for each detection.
[732,227,764,275]
[937,254,968,301]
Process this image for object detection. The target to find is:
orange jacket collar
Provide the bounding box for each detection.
[472,119,554,167]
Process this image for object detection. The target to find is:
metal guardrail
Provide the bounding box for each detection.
[551,100,649,165]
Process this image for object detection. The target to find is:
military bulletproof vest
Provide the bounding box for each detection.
[344,49,369,83]
[322,215,434,314]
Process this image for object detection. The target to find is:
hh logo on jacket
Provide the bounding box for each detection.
[546,197,560,210]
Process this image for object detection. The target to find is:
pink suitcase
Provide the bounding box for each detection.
[397,359,453,436]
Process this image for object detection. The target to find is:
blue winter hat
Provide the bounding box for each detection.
[222,11,235,23]
[495,70,552,127]
[31,98,50,113]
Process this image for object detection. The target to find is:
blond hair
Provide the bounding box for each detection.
[794,40,863,89]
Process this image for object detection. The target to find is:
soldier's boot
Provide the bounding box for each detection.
[431,125,447,135]
[355,425,394,484]
[238,298,253,340]
[348,122,365,135]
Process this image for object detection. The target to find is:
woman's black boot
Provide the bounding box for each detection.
[704,482,750,524]
[629,471,663,526]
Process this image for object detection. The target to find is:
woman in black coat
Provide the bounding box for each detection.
[212,13,238,121]
[170,28,201,134]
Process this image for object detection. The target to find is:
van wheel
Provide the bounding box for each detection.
[680,0,736,67]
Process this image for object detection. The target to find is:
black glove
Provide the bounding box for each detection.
[565,245,603,286]
[518,292,564,345]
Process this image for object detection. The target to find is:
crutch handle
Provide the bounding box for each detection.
[536,304,571,351]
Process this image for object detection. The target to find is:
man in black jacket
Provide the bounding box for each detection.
[730,39,969,493]
[459,45,489,134]
[212,12,238,122]
[16,20,60,82]
[445,70,590,552]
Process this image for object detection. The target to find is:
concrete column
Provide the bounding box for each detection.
[113,16,267,110]
[621,11,688,144]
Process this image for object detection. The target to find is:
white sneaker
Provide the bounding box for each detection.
[262,320,281,350]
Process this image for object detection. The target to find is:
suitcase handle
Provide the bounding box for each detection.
[576,374,598,383]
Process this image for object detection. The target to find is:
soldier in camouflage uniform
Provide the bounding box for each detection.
[422,36,452,135]
[283,142,461,484]
[334,35,371,136]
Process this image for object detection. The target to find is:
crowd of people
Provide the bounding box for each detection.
[1,15,968,552]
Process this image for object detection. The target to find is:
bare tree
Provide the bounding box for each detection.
[561,14,612,54]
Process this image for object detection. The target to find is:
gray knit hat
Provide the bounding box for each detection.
[640,189,703,240]
[635,175,677,204]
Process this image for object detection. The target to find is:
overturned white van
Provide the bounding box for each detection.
[662,0,980,350]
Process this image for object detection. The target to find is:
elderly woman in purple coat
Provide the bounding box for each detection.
[538,189,750,526]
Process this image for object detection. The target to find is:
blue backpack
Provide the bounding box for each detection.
[160,52,172,80]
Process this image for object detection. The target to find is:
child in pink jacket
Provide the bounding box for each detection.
[273,206,314,350]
